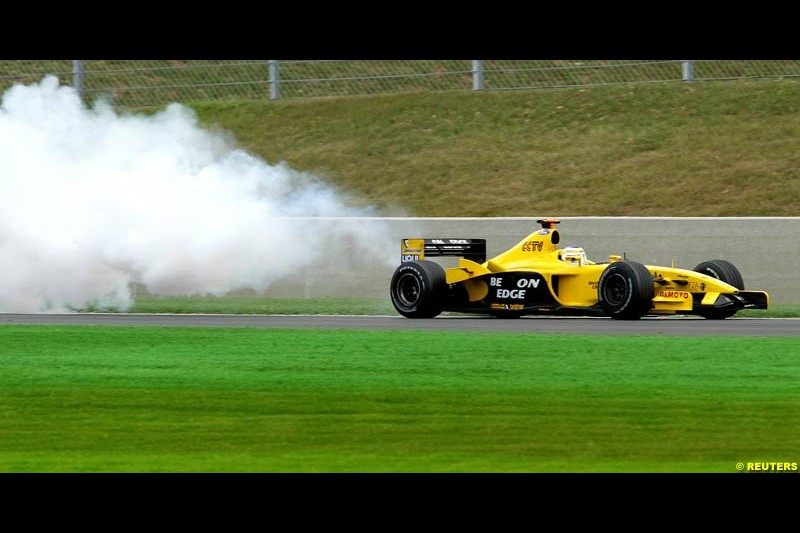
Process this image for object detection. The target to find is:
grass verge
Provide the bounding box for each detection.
[117,295,800,318]
[1,325,798,472]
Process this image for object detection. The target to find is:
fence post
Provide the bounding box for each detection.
[269,60,281,100]
[682,60,695,81]
[472,60,485,91]
[72,60,84,103]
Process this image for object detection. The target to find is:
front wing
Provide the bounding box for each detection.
[693,290,769,312]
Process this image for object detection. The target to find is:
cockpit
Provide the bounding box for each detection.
[560,246,589,266]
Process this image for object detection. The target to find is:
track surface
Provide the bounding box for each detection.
[1,313,798,336]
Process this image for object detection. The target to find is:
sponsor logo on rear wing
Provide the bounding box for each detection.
[401,238,486,263]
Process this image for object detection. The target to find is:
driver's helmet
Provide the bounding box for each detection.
[561,246,588,265]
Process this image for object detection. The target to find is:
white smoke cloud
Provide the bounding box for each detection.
[0,76,395,312]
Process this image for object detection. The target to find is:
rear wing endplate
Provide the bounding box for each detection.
[401,238,486,264]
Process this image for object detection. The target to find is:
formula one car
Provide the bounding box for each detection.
[389,219,769,320]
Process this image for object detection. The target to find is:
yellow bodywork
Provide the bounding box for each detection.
[438,225,768,315]
[400,239,426,263]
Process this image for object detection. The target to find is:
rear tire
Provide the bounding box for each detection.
[390,260,446,318]
[597,260,654,320]
[693,260,744,319]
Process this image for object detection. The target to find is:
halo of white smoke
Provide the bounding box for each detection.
[0,76,395,312]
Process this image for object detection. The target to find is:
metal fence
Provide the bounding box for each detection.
[2,60,800,108]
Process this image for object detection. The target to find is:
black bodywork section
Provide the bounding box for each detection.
[421,239,487,264]
[443,271,567,315]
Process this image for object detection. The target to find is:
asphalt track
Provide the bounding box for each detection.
[1,313,799,336]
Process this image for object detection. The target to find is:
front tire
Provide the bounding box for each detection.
[597,260,654,320]
[390,260,446,318]
[693,260,744,319]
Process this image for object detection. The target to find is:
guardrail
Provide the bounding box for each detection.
[3,60,800,108]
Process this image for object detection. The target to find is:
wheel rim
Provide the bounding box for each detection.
[602,272,629,306]
[396,273,422,307]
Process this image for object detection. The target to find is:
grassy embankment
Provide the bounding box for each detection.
[189,78,800,217]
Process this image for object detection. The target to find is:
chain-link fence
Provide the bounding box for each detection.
[2,60,800,108]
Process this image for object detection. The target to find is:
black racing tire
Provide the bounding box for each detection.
[597,260,655,320]
[390,260,447,318]
[693,260,744,290]
[693,259,744,319]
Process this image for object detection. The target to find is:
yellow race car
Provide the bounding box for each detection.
[389,219,769,320]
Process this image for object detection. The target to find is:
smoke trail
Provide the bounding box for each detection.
[0,76,395,312]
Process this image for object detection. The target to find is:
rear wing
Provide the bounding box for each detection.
[401,238,486,264]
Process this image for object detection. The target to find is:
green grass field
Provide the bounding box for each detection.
[1,325,798,473]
